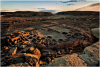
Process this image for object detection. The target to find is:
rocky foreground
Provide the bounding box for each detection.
[0,28,100,67]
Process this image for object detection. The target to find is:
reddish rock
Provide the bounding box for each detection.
[73,40,82,47]
[20,45,27,49]
[37,44,47,49]
[29,47,34,52]
[25,54,39,66]
[54,42,72,49]
[11,37,20,42]
[5,47,9,50]
[33,48,41,58]
[54,40,81,49]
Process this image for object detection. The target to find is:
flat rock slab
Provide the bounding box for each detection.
[48,53,87,66]
[24,27,34,31]
[49,26,70,33]
[36,29,67,41]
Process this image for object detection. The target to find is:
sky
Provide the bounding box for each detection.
[1,0,99,13]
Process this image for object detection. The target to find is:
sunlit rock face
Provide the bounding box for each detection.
[76,3,100,11]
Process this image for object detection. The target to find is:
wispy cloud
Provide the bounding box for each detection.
[67,4,75,6]
[60,0,86,3]
[34,8,46,10]
[60,0,78,3]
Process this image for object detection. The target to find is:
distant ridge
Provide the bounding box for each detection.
[1,11,53,17]
[56,11,99,16]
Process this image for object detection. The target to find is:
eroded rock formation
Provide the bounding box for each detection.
[46,28,100,67]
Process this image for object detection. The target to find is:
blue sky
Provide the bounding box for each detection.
[1,0,99,13]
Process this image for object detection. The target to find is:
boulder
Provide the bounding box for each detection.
[11,37,20,42]
[79,42,99,66]
[25,54,39,66]
[91,28,99,39]
[20,45,27,49]
[33,48,41,58]
[29,47,35,52]
[9,47,17,55]
[5,47,9,50]
[48,53,87,66]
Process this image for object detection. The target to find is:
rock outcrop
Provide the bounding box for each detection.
[48,53,87,66]
[91,28,99,39]
[79,42,99,66]
[47,41,100,67]
[48,41,99,66]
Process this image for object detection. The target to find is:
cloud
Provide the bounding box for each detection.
[1,9,9,12]
[37,8,46,9]
[60,0,86,3]
[60,0,78,3]
[34,8,46,9]
[67,3,75,6]
[60,1,69,3]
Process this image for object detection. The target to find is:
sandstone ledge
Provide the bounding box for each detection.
[48,41,99,66]
[48,53,87,66]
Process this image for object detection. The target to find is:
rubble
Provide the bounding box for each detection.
[9,47,17,55]
[9,62,30,66]
[25,54,39,66]
[20,45,27,49]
